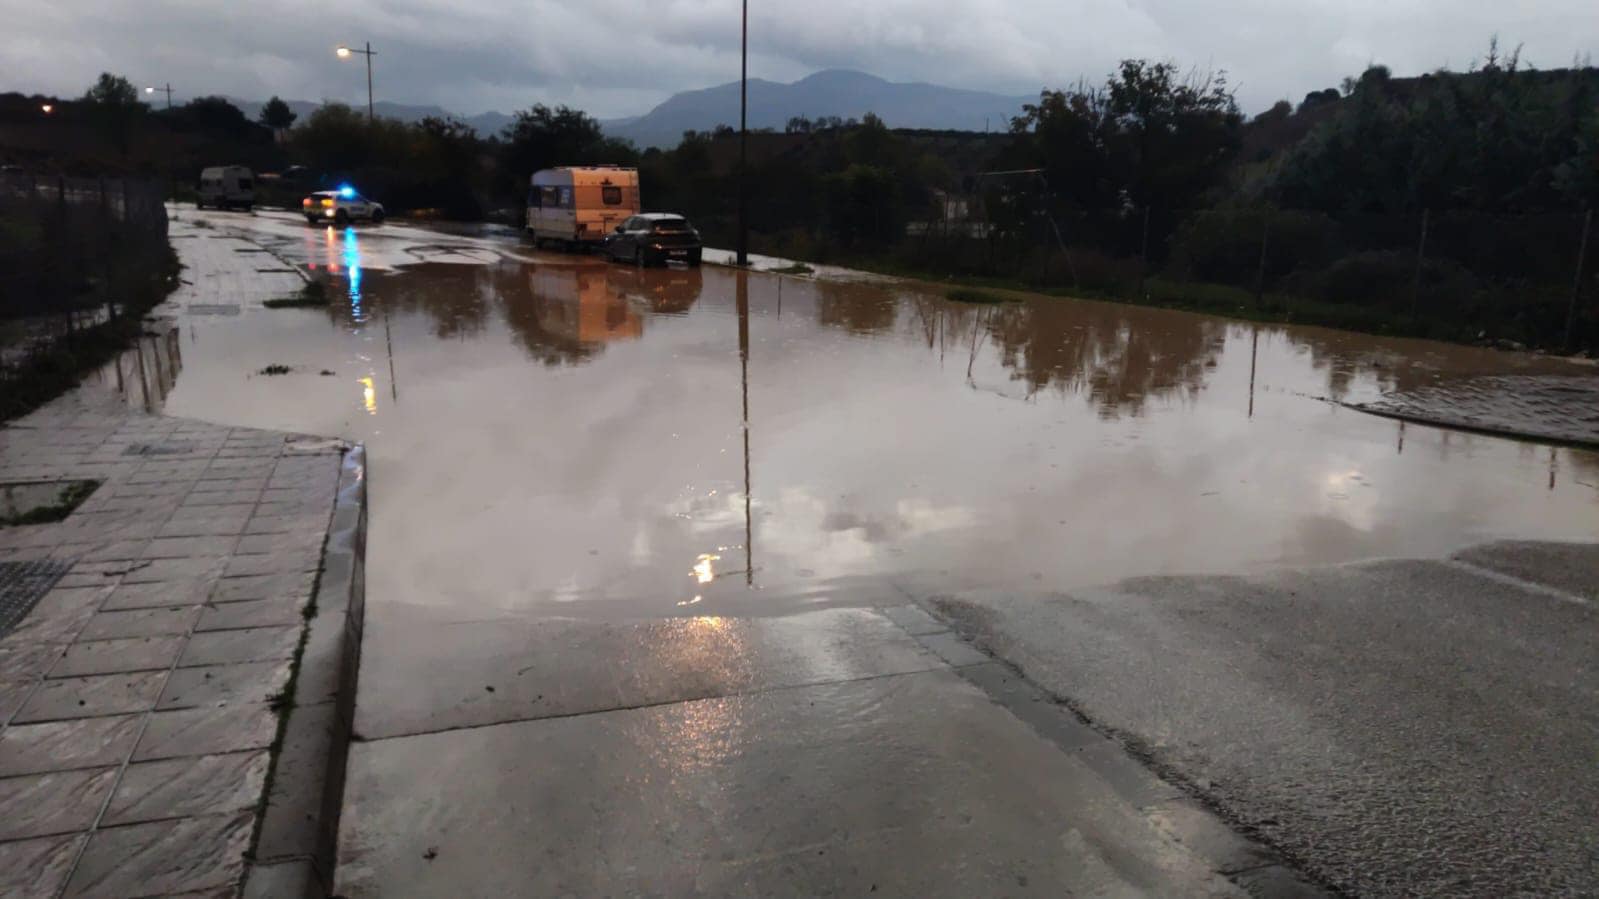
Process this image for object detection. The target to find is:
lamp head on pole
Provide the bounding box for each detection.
[144,87,155,94]
[336,46,353,58]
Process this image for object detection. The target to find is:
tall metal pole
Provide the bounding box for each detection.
[1410,208,1430,318]
[737,272,752,584]
[1564,208,1592,351]
[365,41,375,126]
[736,0,749,266]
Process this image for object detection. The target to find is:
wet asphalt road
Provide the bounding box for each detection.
[931,542,1599,896]
[154,208,1599,896]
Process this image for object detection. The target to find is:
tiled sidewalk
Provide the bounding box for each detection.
[0,318,346,891]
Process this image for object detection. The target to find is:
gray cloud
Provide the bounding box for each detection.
[1,0,1593,119]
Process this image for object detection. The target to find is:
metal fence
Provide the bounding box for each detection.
[1,169,171,412]
[0,171,171,400]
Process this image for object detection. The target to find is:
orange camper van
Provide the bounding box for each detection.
[526,166,640,250]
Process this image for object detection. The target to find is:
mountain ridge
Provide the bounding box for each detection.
[226,69,1033,149]
[600,69,1032,148]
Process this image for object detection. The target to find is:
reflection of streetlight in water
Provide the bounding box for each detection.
[358,376,377,415]
[692,553,720,584]
[674,275,755,608]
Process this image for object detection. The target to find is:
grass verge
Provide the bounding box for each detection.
[796,253,1534,349]
[947,287,1011,304]
[0,480,99,527]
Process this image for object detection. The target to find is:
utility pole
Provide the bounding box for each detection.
[144,84,173,110]
[736,0,749,267]
[1564,208,1592,351]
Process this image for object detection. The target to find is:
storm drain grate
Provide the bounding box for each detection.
[0,559,73,638]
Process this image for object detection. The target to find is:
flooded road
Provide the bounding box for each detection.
[151,209,1599,897]
[161,210,1599,622]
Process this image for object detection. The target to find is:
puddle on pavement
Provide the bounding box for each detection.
[80,320,184,414]
[159,212,1599,620]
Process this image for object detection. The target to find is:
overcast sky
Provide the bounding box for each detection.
[2,1,1594,119]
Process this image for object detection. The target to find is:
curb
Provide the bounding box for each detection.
[242,444,367,898]
[880,600,1334,898]
[1342,401,1599,451]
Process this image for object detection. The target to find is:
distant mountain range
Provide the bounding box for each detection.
[230,69,1033,150]
[227,97,514,138]
[600,70,1033,149]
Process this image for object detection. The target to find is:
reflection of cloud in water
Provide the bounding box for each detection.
[763,487,976,574]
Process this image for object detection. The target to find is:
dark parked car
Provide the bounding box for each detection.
[601,213,702,267]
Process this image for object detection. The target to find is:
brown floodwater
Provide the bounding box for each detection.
[159,213,1599,620]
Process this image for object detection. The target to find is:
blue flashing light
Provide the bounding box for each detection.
[338,185,356,199]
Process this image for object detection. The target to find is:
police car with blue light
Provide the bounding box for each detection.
[302,185,385,226]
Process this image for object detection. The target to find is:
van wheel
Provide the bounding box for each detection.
[334,209,350,225]
[371,209,385,224]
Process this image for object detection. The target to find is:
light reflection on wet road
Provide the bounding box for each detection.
[163,210,1599,621]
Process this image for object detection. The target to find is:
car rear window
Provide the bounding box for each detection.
[651,218,691,232]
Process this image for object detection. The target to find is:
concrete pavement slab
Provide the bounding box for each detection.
[353,606,944,739]
[0,715,144,777]
[76,604,202,640]
[177,625,299,667]
[13,671,166,722]
[157,660,291,709]
[133,704,278,761]
[50,636,184,677]
[0,767,120,840]
[337,669,1242,898]
[64,811,254,898]
[98,577,216,610]
[195,595,305,630]
[103,751,270,826]
[0,833,84,898]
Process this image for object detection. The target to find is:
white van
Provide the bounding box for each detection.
[197,166,255,211]
[526,166,640,249]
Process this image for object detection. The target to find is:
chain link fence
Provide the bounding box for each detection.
[1,171,173,417]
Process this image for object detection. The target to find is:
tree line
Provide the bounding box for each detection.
[11,45,1598,348]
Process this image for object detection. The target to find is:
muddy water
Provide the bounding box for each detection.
[161,213,1599,620]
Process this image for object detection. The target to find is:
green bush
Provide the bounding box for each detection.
[1170,208,1340,284]
[1293,251,1480,310]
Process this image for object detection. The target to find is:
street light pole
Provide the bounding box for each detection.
[736,0,749,267]
[144,84,173,111]
[337,43,377,125]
